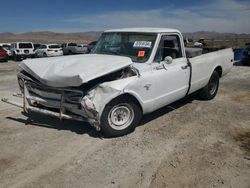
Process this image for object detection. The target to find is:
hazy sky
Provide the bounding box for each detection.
[1,0,250,33]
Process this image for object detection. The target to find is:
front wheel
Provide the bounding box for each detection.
[199,71,219,100]
[100,97,142,137]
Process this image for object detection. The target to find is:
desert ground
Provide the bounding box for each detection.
[0,61,249,188]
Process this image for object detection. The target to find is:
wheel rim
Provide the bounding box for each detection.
[108,103,134,130]
[209,77,218,95]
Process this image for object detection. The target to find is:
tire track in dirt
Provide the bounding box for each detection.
[2,137,106,188]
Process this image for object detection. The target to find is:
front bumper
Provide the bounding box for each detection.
[2,75,101,131]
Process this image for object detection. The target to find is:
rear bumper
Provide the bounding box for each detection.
[16,53,36,59]
[0,56,8,61]
[47,52,63,57]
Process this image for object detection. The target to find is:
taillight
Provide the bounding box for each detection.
[47,49,53,52]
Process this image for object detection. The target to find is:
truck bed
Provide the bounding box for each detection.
[185,47,230,58]
[188,48,234,94]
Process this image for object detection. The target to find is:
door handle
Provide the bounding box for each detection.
[181,65,188,69]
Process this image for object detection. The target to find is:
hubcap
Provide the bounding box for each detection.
[209,77,218,95]
[108,104,134,130]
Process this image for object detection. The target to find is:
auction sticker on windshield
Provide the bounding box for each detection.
[138,50,145,57]
[133,41,152,48]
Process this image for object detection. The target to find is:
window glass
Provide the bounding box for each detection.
[49,45,60,49]
[19,43,33,49]
[154,35,183,62]
[68,43,77,47]
[2,45,10,49]
[92,32,157,63]
[40,45,47,49]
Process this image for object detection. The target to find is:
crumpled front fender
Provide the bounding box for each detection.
[81,77,137,128]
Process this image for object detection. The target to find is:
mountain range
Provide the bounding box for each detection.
[0,31,250,44]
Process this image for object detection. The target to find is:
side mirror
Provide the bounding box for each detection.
[158,61,168,70]
[164,56,173,64]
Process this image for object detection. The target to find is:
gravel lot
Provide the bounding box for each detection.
[0,61,249,188]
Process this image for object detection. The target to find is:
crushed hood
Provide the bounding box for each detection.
[20,54,133,87]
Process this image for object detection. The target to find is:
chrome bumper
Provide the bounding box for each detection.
[1,80,101,131]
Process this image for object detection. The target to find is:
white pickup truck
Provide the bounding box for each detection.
[2,28,234,137]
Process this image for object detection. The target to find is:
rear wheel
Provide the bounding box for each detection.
[13,52,18,61]
[199,71,219,100]
[101,97,142,137]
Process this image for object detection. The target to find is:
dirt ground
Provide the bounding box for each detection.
[0,61,249,188]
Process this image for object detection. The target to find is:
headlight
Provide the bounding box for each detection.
[65,92,83,103]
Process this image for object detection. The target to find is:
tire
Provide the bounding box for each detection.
[13,52,18,61]
[43,52,47,57]
[100,97,142,137]
[199,71,219,100]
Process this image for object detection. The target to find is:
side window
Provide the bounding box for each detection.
[154,35,183,62]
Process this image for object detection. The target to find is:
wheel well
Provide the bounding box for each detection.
[214,66,222,77]
[113,93,143,113]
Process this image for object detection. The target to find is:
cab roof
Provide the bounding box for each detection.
[105,27,181,34]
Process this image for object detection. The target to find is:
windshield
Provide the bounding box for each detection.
[2,45,10,50]
[92,32,157,63]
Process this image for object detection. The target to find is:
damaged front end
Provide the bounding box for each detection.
[2,65,138,131]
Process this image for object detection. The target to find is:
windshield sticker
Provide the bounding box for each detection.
[138,50,145,57]
[133,41,152,48]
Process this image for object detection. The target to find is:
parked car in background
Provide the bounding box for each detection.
[10,42,35,61]
[62,43,87,55]
[77,44,89,53]
[242,45,250,66]
[0,46,8,62]
[33,43,41,51]
[88,41,97,52]
[35,44,63,57]
[0,43,11,56]
[194,38,206,48]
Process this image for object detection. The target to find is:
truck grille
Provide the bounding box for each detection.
[27,82,83,104]
[17,71,84,106]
